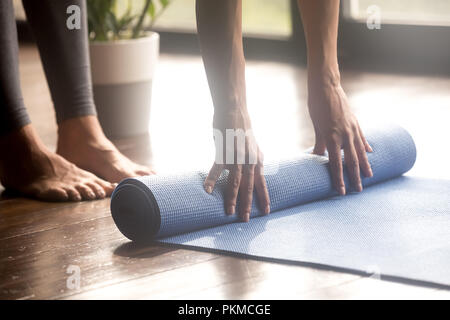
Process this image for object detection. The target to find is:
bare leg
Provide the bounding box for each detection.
[56,115,154,183]
[22,0,153,183]
[0,0,114,201]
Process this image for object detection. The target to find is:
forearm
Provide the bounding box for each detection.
[297,0,341,85]
[298,1,372,194]
[196,0,247,114]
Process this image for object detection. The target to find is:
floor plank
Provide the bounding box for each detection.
[64,257,359,300]
[0,214,218,299]
[0,44,449,299]
[0,199,110,240]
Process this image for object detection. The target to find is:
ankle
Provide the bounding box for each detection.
[0,125,45,154]
[0,125,48,178]
[58,115,107,144]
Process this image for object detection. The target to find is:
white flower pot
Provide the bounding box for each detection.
[89,32,159,138]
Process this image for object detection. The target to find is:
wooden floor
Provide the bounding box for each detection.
[1,44,450,300]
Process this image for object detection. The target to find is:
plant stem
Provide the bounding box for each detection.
[132,0,152,38]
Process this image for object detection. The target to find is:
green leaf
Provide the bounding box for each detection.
[87,0,172,40]
[148,1,156,19]
[159,0,169,8]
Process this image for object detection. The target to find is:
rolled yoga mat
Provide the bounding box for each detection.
[111,125,450,287]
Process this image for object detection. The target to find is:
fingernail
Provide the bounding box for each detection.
[75,195,82,201]
[264,205,270,215]
[99,190,106,197]
[89,191,95,199]
[368,168,373,177]
[205,185,213,194]
[368,144,374,153]
[357,183,363,192]
[243,212,250,222]
[227,205,235,215]
[339,186,346,195]
[111,183,118,188]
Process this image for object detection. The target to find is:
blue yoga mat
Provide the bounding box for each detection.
[111,125,450,287]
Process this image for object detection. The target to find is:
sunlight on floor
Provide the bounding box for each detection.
[150,54,450,181]
[150,54,311,174]
[17,45,450,181]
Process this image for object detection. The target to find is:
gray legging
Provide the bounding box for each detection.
[0,0,96,135]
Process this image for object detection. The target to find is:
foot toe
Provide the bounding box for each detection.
[75,184,96,201]
[95,178,116,197]
[38,187,69,202]
[64,187,82,202]
[135,164,154,176]
[86,182,106,199]
[23,183,70,202]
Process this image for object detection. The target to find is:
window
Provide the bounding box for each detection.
[154,0,292,38]
[343,0,450,26]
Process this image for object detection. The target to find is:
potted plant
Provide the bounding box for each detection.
[87,0,170,137]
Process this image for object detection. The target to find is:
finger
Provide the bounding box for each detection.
[327,141,346,195]
[238,164,255,222]
[204,163,224,194]
[246,135,259,165]
[354,132,373,178]
[254,162,270,215]
[312,124,326,155]
[75,184,96,201]
[358,124,373,153]
[313,138,327,156]
[226,165,242,215]
[344,138,363,192]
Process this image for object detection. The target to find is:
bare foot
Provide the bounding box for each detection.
[56,116,154,183]
[0,125,115,201]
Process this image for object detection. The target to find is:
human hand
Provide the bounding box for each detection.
[203,108,270,222]
[307,76,373,195]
